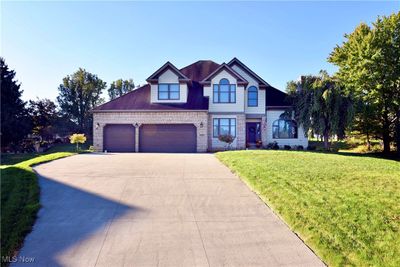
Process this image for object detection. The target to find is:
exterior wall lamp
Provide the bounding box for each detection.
[95,123,100,130]
[200,122,204,128]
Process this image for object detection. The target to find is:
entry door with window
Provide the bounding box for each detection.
[246,122,261,144]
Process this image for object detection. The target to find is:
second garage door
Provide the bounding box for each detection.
[139,124,196,153]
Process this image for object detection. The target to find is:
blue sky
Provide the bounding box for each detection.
[2,1,398,101]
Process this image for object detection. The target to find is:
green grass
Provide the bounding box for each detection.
[1,143,89,166]
[1,152,75,265]
[216,150,400,267]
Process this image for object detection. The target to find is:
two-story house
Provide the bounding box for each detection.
[92,58,308,152]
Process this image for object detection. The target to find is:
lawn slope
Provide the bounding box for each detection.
[1,152,74,265]
[216,151,400,267]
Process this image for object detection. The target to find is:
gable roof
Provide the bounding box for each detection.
[199,63,248,86]
[180,60,220,81]
[93,59,290,111]
[93,83,208,111]
[227,57,271,89]
[146,61,190,83]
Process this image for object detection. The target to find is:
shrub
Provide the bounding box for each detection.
[284,145,291,150]
[266,141,279,150]
[256,140,263,148]
[69,133,87,152]
[296,145,304,150]
[307,145,317,151]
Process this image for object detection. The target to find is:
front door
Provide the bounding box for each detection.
[246,122,261,144]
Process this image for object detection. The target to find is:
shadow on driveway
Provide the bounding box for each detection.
[13,174,144,267]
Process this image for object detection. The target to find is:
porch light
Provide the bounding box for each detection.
[200,122,204,128]
[95,123,100,129]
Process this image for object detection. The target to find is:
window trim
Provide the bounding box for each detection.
[247,86,258,107]
[213,118,236,138]
[272,119,298,139]
[213,79,236,104]
[157,83,180,100]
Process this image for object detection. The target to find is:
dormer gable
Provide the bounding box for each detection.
[146,61,190,84]
[227,58,270,89]
[147,62,190,104]
[199,63,248,86]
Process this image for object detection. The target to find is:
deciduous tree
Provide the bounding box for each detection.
[287,71,353,150]
[57,68,106,137]
[28,98,58,141]
[329,12,400,154]
[108,79,135,100]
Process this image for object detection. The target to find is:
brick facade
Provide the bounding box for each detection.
[93,111,208,152]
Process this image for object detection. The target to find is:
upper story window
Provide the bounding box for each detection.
[272,119,298,139]
[213,78,236,103]
[247,86,258,107]
[158,83,180,100]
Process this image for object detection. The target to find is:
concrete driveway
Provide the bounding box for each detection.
[16,153,324,267]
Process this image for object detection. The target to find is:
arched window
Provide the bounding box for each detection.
[219,78,229,85]
[213,78,236,103]
[272,119,298,139]
[247,86,258,107]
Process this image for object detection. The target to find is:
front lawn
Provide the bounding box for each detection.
[0,152,75,265]
[1,143,89,166]
[216,150,400,267]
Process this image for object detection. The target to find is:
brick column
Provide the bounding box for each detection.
[195,121,208,152]
[236,114,246,149]
[93,122,105,152]
[134,123,141,152]
[261,115,267,146]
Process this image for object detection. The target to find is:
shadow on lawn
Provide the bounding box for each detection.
[300,149,399,162]
[10,174,144,267]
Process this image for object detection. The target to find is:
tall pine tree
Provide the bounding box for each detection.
[0,58,31,150]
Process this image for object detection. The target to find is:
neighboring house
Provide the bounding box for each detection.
[92,58,308,152]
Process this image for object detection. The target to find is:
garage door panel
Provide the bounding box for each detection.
[104,124,135,152]
[140,124,196,153]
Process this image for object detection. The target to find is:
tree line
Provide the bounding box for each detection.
[1,58,136,152]
[287,12,399,155]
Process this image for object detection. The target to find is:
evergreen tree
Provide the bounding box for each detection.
[0,57,31,150]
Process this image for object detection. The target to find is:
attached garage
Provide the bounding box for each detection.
[103,124,135,152]
[139,124,196,153]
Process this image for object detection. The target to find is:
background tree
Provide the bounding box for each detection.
[0,57,32,151]
[108,78,135,100]
[57,68,106,137]
[287,71,353,150]
[28,98,58,141]
[329,12,400,154]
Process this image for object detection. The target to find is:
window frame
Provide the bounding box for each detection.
[157,83,180,100]
[213,79,236,104]
[213,118,236,138]
[272,119,298,139]
[247,86,258,107]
